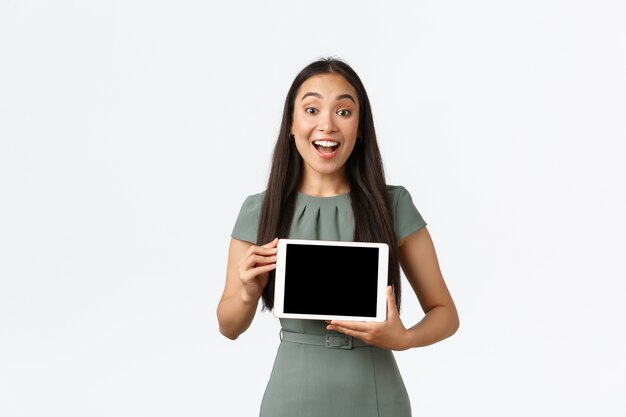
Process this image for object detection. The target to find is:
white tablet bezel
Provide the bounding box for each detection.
[273,238,389,322]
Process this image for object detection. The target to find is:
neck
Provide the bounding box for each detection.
[299,168,350,197]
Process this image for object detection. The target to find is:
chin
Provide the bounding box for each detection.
[314,164,345,177]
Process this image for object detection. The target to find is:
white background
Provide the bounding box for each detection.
[1,1,625,416]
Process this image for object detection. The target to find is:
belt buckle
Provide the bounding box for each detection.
[325,334,353,350]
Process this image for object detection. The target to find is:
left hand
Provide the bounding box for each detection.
[326,286,410,351]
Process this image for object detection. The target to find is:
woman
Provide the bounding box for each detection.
[217,57,459,417]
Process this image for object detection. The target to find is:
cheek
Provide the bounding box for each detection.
[293,136,310,157]
[344,112,359,133]
[292,114,312,133]
[342,120,360,140]
[342,141,357,157]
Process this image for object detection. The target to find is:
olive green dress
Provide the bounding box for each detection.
[231,185,427,417]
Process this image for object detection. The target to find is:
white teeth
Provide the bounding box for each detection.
[313,140,339,147]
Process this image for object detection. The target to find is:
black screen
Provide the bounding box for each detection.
[283,244,380,317]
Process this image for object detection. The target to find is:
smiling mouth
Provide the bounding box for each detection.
[313,140,340,155]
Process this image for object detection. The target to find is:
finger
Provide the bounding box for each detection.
[250,263,277,276]
[260,238,279,249]
[327,324,369,342]
[386,286,398,317]
[250,246,277,257]
[247,239,278,264]
[241,252,276,273]
[241,263,277,282]
[246,241,278,257]
[329,320,372,332]
[251,254,277,265]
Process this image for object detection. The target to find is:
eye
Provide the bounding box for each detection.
[337,109,351,117]
[305,107,318,115]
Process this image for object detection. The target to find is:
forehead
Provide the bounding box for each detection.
[296,73,358,100]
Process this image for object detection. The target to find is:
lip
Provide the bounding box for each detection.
[312,139,340,160]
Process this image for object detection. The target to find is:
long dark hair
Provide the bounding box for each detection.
[257,57,402,312]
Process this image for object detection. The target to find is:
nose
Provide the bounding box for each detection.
[317,110,337,133]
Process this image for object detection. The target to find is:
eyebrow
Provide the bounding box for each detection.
[301,92,356,103]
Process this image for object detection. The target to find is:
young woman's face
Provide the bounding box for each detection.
[291,73,360,180]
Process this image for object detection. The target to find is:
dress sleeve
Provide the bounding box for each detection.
[389,186,427,241]
[231,192,263,244]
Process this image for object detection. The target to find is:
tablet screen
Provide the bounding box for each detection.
[283,243,380,317]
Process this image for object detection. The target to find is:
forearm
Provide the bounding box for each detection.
[404,304,459,349]
[217,289,260,340]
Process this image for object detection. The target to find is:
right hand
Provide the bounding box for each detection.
[238,238,278,303]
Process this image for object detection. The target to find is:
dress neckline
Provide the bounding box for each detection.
[296,191,350,200]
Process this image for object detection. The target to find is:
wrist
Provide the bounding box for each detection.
[398,328,415,351]
[239,288,259,306]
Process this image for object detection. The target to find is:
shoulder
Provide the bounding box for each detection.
[239,191,265,212]
[386,184,412,207]
[231,191,265,244]
[386,184,409,196]
[385,185,428,241]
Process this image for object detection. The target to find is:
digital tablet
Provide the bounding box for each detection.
[273,239,389,322]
